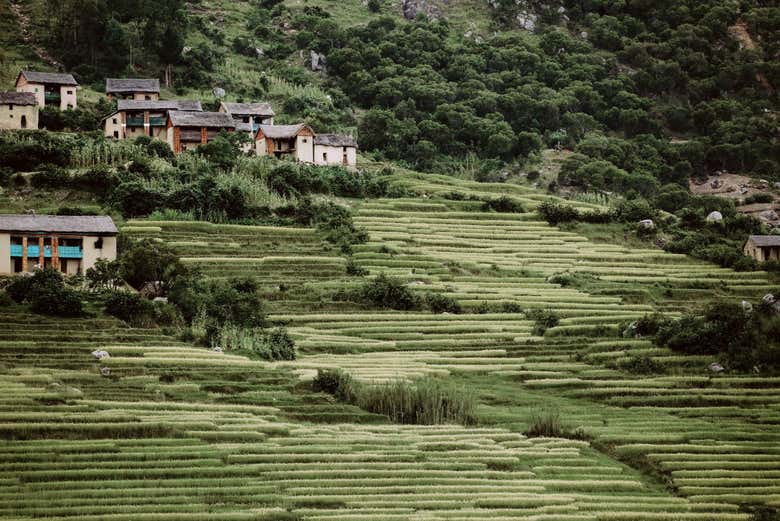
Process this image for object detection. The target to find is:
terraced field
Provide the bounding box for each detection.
[3,174,778,519]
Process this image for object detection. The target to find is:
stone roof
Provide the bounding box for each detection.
[168,111,236,128]
[221,102,275,117]
[315,133,357,148]
[234,121,253,132]
[0,91,37,106]
[116,99,202,112]
[106,78,160,93]
[19,70,78,86]
[257,124,310,139]
[748,235,780,247]
[0,215,117,235]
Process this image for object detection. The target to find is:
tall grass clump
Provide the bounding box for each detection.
[218,325,295,361]
[313,370,475,425]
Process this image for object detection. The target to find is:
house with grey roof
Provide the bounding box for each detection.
[744,235,780,263]
[314,134,358,167]
[0,91,38,130]
[167,111,236,153]
[0,215,117,275]
[106,78,161,101]
[219,102,275,134]
[15,70,79,111]
[103,99,203,141]
[255,124,315,163]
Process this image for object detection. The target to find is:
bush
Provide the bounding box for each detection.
[350,274,420,310]
[528,309,560,335]
[260,327,296,360]
[619,355,664,374]
[481,196,524,213]
[7,268,85,317]
[104,292,156,327]
[119,239,187,291]
[744,193,773,204]
[312,369,357,402]
[29,165,71,189]
[525,409,563,437]
[424,292,461,314]
[537,200,581,225]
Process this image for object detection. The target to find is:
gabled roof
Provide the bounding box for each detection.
[748,235,780,247]
[106,78,160,94]
[221,102,275,117]
[117,99,202,112]
[168,111,236,128]
[0,215,117,235]
[256,123,311,139]
[18,70,78,86]
[314,133,357,148]
[0,91,37,106]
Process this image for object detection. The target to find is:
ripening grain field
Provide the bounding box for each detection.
[2,174,778,520]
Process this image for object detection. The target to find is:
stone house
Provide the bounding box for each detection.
[314,134,357,167]
[255,124,315,163]
[0,215,117,275]
[744,235,780,263]
[167,111,236,153]
[0,92,38,130]
[106,78,161,100]
[219,102,275,135]
[103,100,202,141]
[15,70,78,110]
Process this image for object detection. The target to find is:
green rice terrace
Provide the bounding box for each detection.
[2,173,779,520]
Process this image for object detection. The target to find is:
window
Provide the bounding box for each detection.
[21,115,26,129]
[302,138,307,143]
[243,117,249,123]
[67,104,73,109]
[145,95,151,100]
[34,88,38,92]
[9,114,12,118]
[112,118,117,124]
[322,153,327,162]
[8,104,12,111]
[113,131,119,139]
[67,90,73,95]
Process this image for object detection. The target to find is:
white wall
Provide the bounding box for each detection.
[0,234,10,274]
[314,144,357,167]
[16,83,44,107]
[60,86,77,110]
[296,135,314,163]
[81,235,117,272]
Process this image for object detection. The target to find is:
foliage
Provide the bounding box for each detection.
[118,239,187,292]
[103,292,156,327]
[85,258,123,291]
[344,274,420,311]
[619,355,664,375]
[217,325,295,360]
[655,301,780,372]
[481,196,524,213]
[6,268,84,317]
[314,370,476,425]
[424,292,462,314]
[528,309,560,336]
[524,409,564,438]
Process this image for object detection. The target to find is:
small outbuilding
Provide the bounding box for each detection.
[314,134,357,167]
[106,78,160,101]
[167,111,236,153]
[104,99,202,141]
[15,70,78,111]
[744,235,780,263]
[255,123,315,162]
[0,91,38,130]
[219,102,275,135]
[0,215,117,275]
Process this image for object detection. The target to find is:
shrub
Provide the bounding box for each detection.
[7,268,85,317]
[744,193,773,204]
[75,164,117,195]
[119,239,187,291]
[29,165,71,189]
[351,274,420,310]
[528,309,560,335]
[260,327,296,360]
[104,292,156,327]
[481,196,524,213]
[619,355,664,374]
[312,369,357,402]
[537,200,581,225]
[424,292,461,314]
[345,257,368,276]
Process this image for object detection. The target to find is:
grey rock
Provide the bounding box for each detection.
[708,362,725,373]
[255,47,264,58]
[638,219,655,230]
[100,367,111,377]
[759,209,779,221]
[741,300,753,313]
[706,211,723,223]
[212,87,226,98]
[153,297,168,303]
[211,346,224,353]
[91,350,110,360]
[710,179,723,189]
[762,293,776,305]
[401,0,442,20]
[310,50,327,72]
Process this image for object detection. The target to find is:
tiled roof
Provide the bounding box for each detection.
[221,102,274,116]
[314,133,357,147]
[748,235,780,247]
[0,215,117,234]
[257,124,310,139]
[106,78,160,93]
[19,70,78,86]
[116,99,202,112]
[168,111,236,128]
[0,91,37,106]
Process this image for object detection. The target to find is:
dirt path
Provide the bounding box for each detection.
[728,20,774,93]
[8,0,61,69]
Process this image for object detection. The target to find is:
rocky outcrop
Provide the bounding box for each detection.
[310,50,327,72]
[401,0,442,21]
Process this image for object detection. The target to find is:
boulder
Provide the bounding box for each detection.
[638,219,655,230]
[153,297,168,304]
[706,211,723,223]
[763,293,776,305]
[212,346,224,353]
[310,50,327,72]
[100,367,111,377]
[515,11,537,31]
[255,47,264,58]
[401,0,442,20]
[212,87,225,98]
[710,179,723,189]
[759,209,779,221]
[91,350,110,360]
[621,321,638,338]
[741,300,753,314]
[708,362,725,373]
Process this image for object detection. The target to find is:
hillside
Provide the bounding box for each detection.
[1,0,780,519]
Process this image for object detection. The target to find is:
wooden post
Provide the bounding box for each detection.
[144,111,150,136]
[201,127,207,144]
[21,236,28,272]
[51,236,59,271]
[38,237,44,269]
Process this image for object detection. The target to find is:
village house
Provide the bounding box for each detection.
[314,134,358,167]
[103,100,202,141]
[219,102,275,134]
[255,124,315,162]
[0,92,38,130]
[744,235,780,263]
[0,215,117,275]
[167,111,236,153]
[15,70,78,111]
[105,78,160,100]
